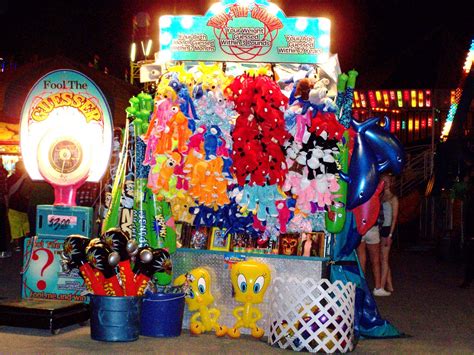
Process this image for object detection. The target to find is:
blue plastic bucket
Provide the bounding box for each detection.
[140,290,185,337]
[90,295,141,342]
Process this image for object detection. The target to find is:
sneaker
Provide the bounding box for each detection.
[373,288,391,297]
[0,251,12,259]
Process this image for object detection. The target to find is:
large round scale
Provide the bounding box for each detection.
[37,133,92,206]
[49,139,83,175]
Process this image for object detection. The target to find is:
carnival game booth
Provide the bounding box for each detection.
[66,0,405,351]
[0,0,404,349]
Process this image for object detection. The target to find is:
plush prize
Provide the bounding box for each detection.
[170,193,196,224]
[153,105,192,154]
[308,78,337,112]
[187,125,206,155]
[187,157,229,208]
[294,78,314,101]
[291,76,338,117]
[228,74,289,187]
[239,184,284,222]
[169,73,198,131]
[203,125,223,160]
[143,99,178,165]
[309,111,345,140]
[148,152,181,195]
[275,199,293,234]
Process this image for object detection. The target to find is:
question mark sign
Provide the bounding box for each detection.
[32,248,54,290]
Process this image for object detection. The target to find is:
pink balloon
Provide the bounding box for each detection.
[352,180,385,235]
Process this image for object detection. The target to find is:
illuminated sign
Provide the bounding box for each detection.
[31,92,102,123]
[20,70,113,187]
[159,0,330,64]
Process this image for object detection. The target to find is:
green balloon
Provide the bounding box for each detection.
[347,70,359,89]
[132,118,143,136]
[337,73,348,92]
[129,96,139,109]
[142,94,153,112]
[141,121,149,134]
[137,109,151,122]
[325,130,349,233]
[125,106,137,117]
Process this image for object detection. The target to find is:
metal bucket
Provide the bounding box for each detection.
[90,295,141,342]
[140,290,185,337]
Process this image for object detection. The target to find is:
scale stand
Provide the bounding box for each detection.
[0,298,89,335]
[0,205,94,334]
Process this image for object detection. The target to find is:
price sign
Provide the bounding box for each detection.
[47,215,78,231]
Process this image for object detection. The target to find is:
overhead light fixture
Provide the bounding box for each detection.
[130,43,137,62]
[145,39,153,57]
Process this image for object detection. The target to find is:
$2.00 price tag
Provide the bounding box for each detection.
[47,215,78,231]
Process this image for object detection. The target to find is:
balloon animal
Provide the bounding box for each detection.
[362,116,405,175]
[174,267,227,336]
[345,116,405,210]
[352,179,385,235]
[228,260,271,339]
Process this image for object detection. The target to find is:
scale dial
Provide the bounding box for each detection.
[49,139,83,175]
[37,133,91,186]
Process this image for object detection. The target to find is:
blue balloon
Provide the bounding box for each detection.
[346,126,379,210]
[346,117,405,210]
[361,116,405,175]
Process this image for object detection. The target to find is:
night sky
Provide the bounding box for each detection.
[1,0,472,89]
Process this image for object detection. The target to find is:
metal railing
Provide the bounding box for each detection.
[397,144,433,196]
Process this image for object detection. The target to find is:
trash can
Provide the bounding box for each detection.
[140,288,185,337]
[268,278,356,353]
[90,295,141,342]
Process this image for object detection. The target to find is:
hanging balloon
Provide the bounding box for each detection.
[352,180,385,236]
[346,119,379,210]
[362,116,405,175]
[325,129,349,233]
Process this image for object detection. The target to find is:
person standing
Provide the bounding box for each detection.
[357,225,391,296]
[7,160,31,248]
[0,157,11,258]
[380,174,399,293]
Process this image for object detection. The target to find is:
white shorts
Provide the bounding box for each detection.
[361,226,380,245]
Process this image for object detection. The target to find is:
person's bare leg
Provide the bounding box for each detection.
[367,243,382,289]
[381,238,393,291]
[357,241,367,274]
[386,267,394,292]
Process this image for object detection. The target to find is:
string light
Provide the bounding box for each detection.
[440,38,473,141]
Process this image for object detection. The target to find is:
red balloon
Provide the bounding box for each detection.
[352,180,385,235]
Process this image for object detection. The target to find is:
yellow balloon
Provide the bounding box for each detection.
[228,260,271,338]
[174,267,227,336]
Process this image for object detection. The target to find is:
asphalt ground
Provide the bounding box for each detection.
[0,240,473,354]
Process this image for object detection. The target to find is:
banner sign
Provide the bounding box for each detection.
[20,70,113,183]
[22,237,87,302]
[159,0,330,64]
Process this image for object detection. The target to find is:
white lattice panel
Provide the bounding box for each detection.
[268,277,355,353]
